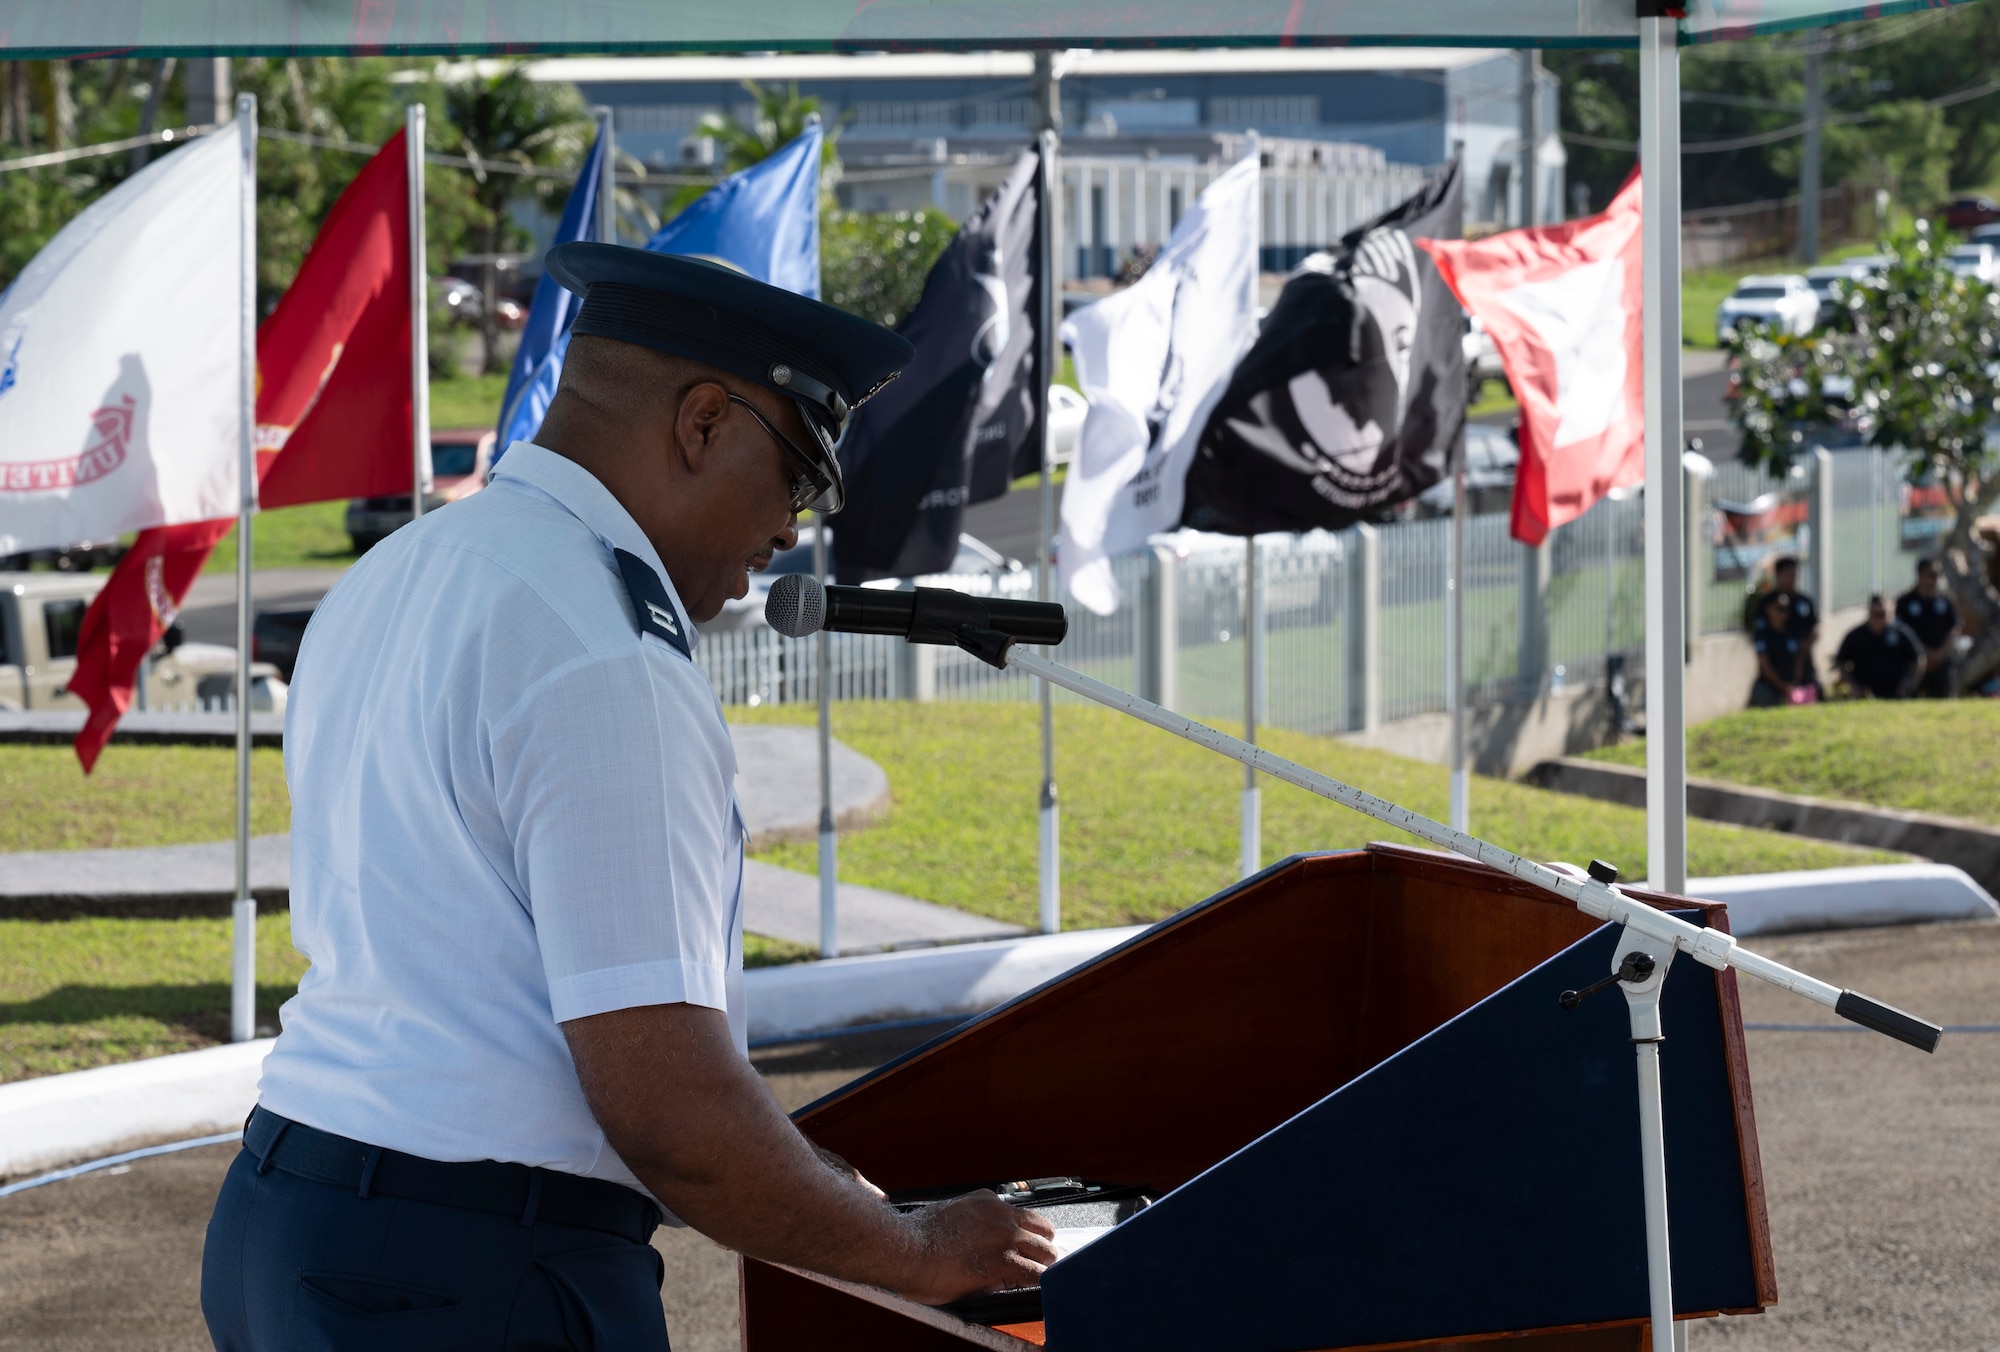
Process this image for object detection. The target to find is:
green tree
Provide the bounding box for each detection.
[1727,222,2000,691]
[820,208,957,329]
[432,64,588,372]
[1825,100,1955,220]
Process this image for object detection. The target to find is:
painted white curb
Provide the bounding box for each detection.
[1681,862,2000,936]
[744,926,1147,1043]
[0,1037,273,1181]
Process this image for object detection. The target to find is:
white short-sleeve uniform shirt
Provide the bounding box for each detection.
[257,442,745,1200]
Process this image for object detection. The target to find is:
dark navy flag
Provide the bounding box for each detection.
[1181,159,1465,535]
[831,151,1039,584]
[494,126,608,463]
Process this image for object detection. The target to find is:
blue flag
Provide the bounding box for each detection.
[494,128,607,459]
[495,121,823,458]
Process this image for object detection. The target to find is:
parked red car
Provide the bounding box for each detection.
[1939,195,2000,231]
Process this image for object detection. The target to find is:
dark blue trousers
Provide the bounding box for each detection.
[201,1146,673,1351]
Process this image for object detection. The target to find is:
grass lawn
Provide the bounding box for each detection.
[737,702,1899,934]
[0,914,811,1083]
[0,703,1894,1083]
[0,744,291,853]
[199,374,511,575]
[1586,700,2000,826]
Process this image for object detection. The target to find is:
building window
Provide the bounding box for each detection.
[1086,97,1199,132]
[1207,96,1319,128]
[847,100,961,129]
[969,98,1031,127]
[613,104,716,134]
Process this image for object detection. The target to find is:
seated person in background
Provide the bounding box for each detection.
[1743,554,1819,640]
[1750,591,1819,707]
[1834,594,1922,699]
[1896,557,1962,698]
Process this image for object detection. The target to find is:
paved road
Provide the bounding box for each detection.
[177,569,347,648]
[3,920,1994,1352]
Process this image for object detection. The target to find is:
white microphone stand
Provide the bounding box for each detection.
[990,641,1941,1351]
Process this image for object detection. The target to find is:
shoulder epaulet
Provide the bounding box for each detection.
[613,547,692,660]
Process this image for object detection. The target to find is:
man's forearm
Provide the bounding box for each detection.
[565,1004,929,1290]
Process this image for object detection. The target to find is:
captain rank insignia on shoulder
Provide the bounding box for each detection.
[613,547,692,660]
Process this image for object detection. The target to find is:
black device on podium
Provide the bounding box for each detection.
[740,845,1776,1351]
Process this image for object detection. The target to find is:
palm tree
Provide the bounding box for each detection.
[669,80,843,218]
[435,64,588,372]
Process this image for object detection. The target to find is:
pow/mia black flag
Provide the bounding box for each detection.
[1180,159,1465,535]
[832,151,1041,584]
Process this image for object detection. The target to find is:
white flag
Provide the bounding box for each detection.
[0,123,245,555]
[1058,154,1260,615]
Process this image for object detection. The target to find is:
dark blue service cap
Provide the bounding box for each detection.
[545,242,914,513]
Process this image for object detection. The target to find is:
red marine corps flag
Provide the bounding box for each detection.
[70,130,419,770]
[1418,173,1645,545]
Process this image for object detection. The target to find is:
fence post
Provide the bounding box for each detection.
[1517,536,1550,699]
[1346,524,1381,731]
[1810,446,1835,611]
[1140,543,1179,711]
[1684,462,1705,642]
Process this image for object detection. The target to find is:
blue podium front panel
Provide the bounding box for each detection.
[1040,913,1762,1351]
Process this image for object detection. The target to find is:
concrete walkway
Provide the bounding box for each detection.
[0,724,1021,954]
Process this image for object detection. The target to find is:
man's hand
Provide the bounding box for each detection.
[563,1003,1058,1306]
[901,1192,1059,1305]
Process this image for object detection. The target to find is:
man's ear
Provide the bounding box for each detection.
[673,381,731,475]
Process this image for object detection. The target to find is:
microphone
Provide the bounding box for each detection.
[765,574,1068,666]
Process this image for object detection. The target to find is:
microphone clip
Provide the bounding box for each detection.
[905,587,1013,669]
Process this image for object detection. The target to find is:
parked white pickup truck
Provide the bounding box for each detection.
[0,572,284,713]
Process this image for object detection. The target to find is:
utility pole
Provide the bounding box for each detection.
[1519,50,1542,226]
[186,58,232,127]
[1800,32,1823,263]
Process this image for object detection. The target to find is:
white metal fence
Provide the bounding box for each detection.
[699,447,1923,735]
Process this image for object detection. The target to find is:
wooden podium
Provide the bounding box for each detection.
[742,844,1775,1351]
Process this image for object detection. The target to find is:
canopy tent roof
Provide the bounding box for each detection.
[0,0,1975,56]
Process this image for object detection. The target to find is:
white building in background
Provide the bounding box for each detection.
[490,49,1562,277]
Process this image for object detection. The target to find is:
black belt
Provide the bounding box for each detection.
[244,1107,661,1245]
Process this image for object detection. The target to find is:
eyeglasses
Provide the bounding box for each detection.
[728,394,843,514]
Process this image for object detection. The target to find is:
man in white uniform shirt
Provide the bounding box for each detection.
[201,245,1056,1351]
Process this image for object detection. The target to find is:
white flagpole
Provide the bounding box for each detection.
[1239,132,1263,880]
[1449,458,1469,832]
[814,521,838,958]
[408,104,431,527]
[594,105,615,243]
[230,92,259,1045]
[1640,18,1688,898]
[1033,57,1062,935]
[1241,534,1262,878]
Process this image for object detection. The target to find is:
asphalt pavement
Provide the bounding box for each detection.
[176,569,346,648]
[2,920,1993,1352]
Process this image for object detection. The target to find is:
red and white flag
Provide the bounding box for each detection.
[1418,174,1644,546]
[69,130,417,771]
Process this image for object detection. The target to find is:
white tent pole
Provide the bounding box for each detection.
[1449,459,1468,832]
[408,103,431,526]
[230,92,259,1045]
[1034,56,1062,935]
[1639,15,1687,1352]
[1240,131,1263,880]
[814,521,838,958]
[1640,19,1687,897]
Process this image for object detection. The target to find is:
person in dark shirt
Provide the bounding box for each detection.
[1744,555,1819,641]
[1895,557,1962,697]
[1750,591,1818,707]
[1834,594,1922,699]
